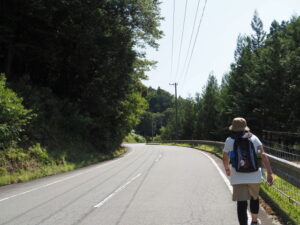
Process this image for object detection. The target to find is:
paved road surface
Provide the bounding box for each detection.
[0,144,279,225]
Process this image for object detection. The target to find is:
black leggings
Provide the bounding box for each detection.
[237,197,259,225]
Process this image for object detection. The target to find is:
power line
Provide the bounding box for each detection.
[174,0,189,82]
[177,0,202,83]
[169,0,176,81]
[182,0,208,86]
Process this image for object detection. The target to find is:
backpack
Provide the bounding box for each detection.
[229,132,259,173]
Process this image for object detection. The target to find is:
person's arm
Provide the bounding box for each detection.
[223,152,231,176]
[258,145,274,186]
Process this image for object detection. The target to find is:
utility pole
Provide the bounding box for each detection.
[151,114,154,141]
[169,82,178,140]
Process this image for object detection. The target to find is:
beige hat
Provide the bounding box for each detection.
[229,117,250,132]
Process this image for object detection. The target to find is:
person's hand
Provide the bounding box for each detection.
[267,173,274,186]
[225,168,231,176]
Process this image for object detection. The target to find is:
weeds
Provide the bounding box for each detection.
[0,144,127,186]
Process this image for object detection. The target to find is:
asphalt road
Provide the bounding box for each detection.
[0,144,279,225]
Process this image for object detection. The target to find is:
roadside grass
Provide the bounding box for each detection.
[0,147,127,186]
[0,163,75,185]
[194,144,222,158]
[149,142,300,225]
[269,174,300,204]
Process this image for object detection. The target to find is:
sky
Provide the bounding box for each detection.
[142,0,300,98]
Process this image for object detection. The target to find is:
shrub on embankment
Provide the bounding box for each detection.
[0,75,53,185]
[123,130,146,143]
[0,143,126,186]
[0,74,125,185]
[0,75,34,150]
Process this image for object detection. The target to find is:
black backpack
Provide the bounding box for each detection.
[230,132,259,173]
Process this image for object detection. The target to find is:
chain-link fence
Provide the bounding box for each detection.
[262,130,300,162]
[260,131,300,223]
[261,168,300,206]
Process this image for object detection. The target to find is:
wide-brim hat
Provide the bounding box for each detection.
[229,117,250,132]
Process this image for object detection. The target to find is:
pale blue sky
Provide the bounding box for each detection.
[143,0,300,98]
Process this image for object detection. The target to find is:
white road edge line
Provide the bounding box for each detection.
[94,173,142,208]
[0,172,83,203]
[0,156,125,203]
[198,151,232,192]
[198,151,252,224]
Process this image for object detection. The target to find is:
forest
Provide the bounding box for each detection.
[138,13,300,142]
[0,0,162,184]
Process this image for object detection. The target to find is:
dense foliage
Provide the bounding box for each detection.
[0,0,162,181]
[0,74,34,150]
[123,130,146,143]
[135,87,173,140]
[146,14,300,141]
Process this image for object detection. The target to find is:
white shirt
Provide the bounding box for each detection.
[223,134,264,185]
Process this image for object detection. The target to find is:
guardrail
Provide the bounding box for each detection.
[151,140,300,207]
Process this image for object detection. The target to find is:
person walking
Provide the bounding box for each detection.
[222,117,274,225]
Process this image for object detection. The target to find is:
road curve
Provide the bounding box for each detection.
[0,144,278,225]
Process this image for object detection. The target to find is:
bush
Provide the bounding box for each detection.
[123,130,146,143]
[0,74,34,150]
[28,143,52,165]
[0,167,7,176]
[1,147,29,173]
[153,135,162,141]
[5,147,28,162]
[0,143,55,175]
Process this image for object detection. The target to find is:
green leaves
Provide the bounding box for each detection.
[135,87,174,140]
[0,74,34,150]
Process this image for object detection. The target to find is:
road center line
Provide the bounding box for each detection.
[155,154,162,162]
[94,173,142,208]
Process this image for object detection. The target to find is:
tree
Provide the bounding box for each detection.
[0,0,163,153]
[195,73,221,140]
[179,97,196,139]
[135,86,173,140]
[251,11,266,51]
